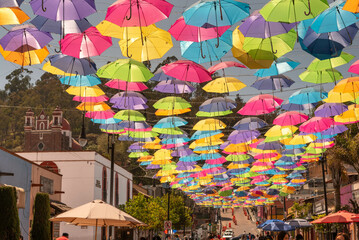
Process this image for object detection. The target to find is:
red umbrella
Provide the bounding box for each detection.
[208,61,246,75]
[311,211,359,224]
[60,26,112,58]
[161,60,212,83]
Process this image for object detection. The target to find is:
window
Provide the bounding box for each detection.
[38,142,44,151]
[127,179,131,202]
[39,122,45,130]
[102,167,107,202]
[115,174,119,206]
[40,176,53,194]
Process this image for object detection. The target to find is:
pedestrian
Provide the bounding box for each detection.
[241,235,246,240]
[277,231,289,240]
[254,234,260,240]
[295,234,304,240]
[336,233,350,240]
[248,232,253,240]
[56,233,69,240]
[264,232,273,240]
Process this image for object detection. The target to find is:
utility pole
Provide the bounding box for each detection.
[321,155,329,215]
[108,134,115,239]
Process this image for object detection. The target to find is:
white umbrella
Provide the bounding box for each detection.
[50,200,146,240]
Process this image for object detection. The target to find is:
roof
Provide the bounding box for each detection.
[133,184,151,198]
[50,200,71,213]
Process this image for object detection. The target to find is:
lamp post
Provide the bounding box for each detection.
[108,134,116,239]
[78,113,87,147]
[320,155,329,215]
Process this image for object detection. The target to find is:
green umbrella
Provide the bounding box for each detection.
[243,29,296,60]
[153,96,191,110]
[152,127,184,135]
[121,131,158,138]
[226,154,251,161]
[269,184,283,189]
[265,135,293,142]
[307,52,355,70]
[196,110,233,117]
[293,165,307,171]
[129,152,149,158]
[238,172,260,178]
[97,58,153,82]
[114,110,146,121]
[299,69,343,84]
[260,0,329,23]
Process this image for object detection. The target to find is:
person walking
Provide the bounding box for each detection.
[56,233,69,240]
[277,231,289,240]
[264,232,273,240]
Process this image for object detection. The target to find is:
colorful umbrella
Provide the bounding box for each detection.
[161,60,212,83]
[48,54,97,75]
[0,7,29,25]
[273,112,308,126]
[203,77,246,93]
[251,75,294,91]
[289,88,327,104]
[31,16,92,35]
[60,75,101,86]
[105,80,148,91]
[60,27,112,58]
[299,69,343,84]
[154,79,195,94]
[307,52,354,70]
[0,45,49,66]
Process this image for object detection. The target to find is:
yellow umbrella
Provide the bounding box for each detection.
[118,25,173,61]
[155,108,191,116]
[232,27,274,69]
[43,61,74,76]
[308,141,334,148]
[160,175,176,183]
[76,102,111,112]
[154,149,172,160]
[66,86,105,97]
[195,133,224,143]
[189,139,224,148]
[333,77,359,93]
[0,45,49,66]
[193,118,226,131]
[324,90,355,103]
[334,104,359,123]
[203,77,246,93]
[0,7,29,25]
[227,163,250,169]
[343,0,359,13]
[281,186,296,194]
[289,134,317,145]
[151,159,173,165]
[265,125,298,137]
[224,143,251,153]
[137,156,153,162]
[237,186,251,191]
[193,149,219,154]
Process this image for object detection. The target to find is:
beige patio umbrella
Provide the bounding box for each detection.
[50,200,146,240]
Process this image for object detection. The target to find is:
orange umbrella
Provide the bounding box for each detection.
[0,7,29,25]
[343,0,359,13]
[0,45,49,66]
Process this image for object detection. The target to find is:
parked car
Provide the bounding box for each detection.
[222,229,234,239]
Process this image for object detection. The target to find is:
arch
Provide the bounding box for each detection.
[39,122,45,130]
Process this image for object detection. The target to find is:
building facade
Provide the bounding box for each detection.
[0,147,62,240]
[17,151,133,240]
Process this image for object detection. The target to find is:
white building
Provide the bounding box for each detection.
[17,151,133,240]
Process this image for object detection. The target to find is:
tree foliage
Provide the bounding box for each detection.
[0,186,21,240]
[30,193,51,240]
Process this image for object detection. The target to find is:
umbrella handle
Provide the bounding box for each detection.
[42,0,47,12]
[126,44,132,58]
[55,48,61,53]
[200,42,206,59]
[304,0,311,16]
[215,36,220,48]
[219,0,223,21]
[126,0,132,20]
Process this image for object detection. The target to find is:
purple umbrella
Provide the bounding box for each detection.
[281,100,316,111]
[233,117,267,130]
[0,25,52,52]
[199,97,237,113]
[320,124,348,135]
[30,0,96,21]
[146,164,161,170]
[48,54,97,75]
[239,11,296,38]
[110,92,148,110]
[314,138,335,143]
[256,141,283,151]
[314,103,348,117]
[251,75,294,91]
[129,142,145,150]
[171,146,193,157]
[118,121,151,130]
[228,130,260,144]
[154,79,195,94]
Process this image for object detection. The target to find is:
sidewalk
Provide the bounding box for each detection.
[220,208,260,237]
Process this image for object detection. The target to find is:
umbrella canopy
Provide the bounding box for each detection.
[343,0,359,13]
[60,26,112,58]
[307,52,354,70]
[169,16,230,42]
[30,0,96,21]
[315,103,348,117]
[105,0,173,27]
[261,221,296,231]
[260,0,329,23]
[299,69,343,84]
[254,57,300,77]
[50,199,145,227]
[203,77,246,93]
[311,210,359,223]
[183,0,250,27]
[180,30,232,64]
[97,58,153,82]
[208,61,246,74]
[31,16,92,35]
[0,0,23,8]
[289,88,327,104]
[0,45,49,66]
[48,54,97,75]
[60,75,101,86]
[105,80,148,91]
[274,111,308,126]
[251,75,294,91]
[161,60,212,83]
[154,79,195,94]
[0,7,29,25]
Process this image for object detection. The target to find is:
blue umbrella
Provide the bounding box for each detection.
[300,24,358,60]
[31,16,91,35]
[233,117,267,130]
[258,219,284,229]
[183,0,250,27]
[310,1,359,33]
[154,117,188,129]
[48,54,97,75]
[191,130,222,140]
[282,148,305,156]
[180,30,232,64]
[91,118,121,124]
[281,100,317,111]
[289,88,328,104]
[150,69,177,81]
[251,75,294,91]
[179,154,201,162]
[297,18,314,39]
[60,75,101,86]
[0,0,23,7]
[199,97,236,112]
[261,222,296,232]
[254,57,300,77]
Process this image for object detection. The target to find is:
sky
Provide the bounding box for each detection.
[0,0,359,102]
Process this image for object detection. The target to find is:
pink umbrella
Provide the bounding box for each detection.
[349,59,359,74]
[299,117,334,133]
[208,61,246,75]
[252,161,274,167]
[161,143,188,149]
[169,16,231,42]
[105,0,173,27]
[85,109,115,119]
[73,95,109,103]
[105,79,148,91]
[205,157,227,165]
[238,94,283,115]
[60,27,112,58]
[254,153,279,159]
[161,60,212,83]
[273,111,308,126]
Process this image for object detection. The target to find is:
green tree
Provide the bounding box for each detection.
[125,194,151,228]
[30,193,51,240]
[0,186,21,240]
[161,193,193,230]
